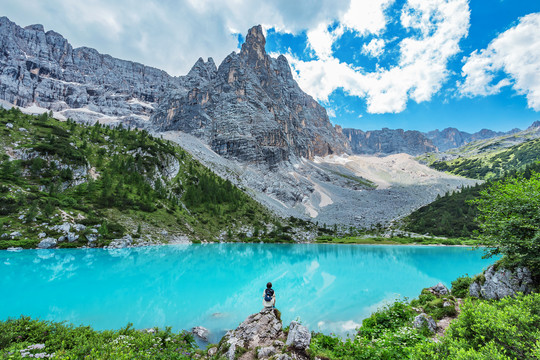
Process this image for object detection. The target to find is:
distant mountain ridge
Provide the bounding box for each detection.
[425,127,520,152]
[343,128,436,155]
[343,125,526,155]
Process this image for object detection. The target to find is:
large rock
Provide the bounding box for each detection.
[223,307,283,357]
[191,326,209,341]
[285,320,311,351]
[152,25,350,167]
[413,313,437,333]
[427,282,449,296]
[37,237,57,249]
[469,265,533,300]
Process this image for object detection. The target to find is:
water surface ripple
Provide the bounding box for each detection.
[0,244,496,341]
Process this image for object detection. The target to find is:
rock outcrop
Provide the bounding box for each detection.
[152,25,350,167]
[427,282,449,296]
[413,313,437,334]
[213,307,310,360]
[0,16,179,125]
[469,265,533,300]
[285,321,311,352]
[343,128,437,155]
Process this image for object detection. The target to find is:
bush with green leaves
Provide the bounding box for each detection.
[472,172,540,276]
[411,293,540,359]
[451,275,473,298]
[0,316,196,359]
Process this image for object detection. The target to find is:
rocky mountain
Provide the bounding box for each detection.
[343,128,437,155]
[151,25,349,167]
[425,127,520,152]
[0,17,479,225]
[0,16,180,126]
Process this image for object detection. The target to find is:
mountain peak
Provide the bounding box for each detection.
[528,120,540,129]
[240,25,266,62]
[187,57,217,81]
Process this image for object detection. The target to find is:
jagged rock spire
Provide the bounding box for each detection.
[240,25,267,64]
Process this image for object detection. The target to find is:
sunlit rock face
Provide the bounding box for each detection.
[0,16,179,124]
[152,25,350,167]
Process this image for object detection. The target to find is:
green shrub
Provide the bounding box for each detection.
[0,317,196,359]
[451,275,473,298]
[412,293,540,359]
[358,300,416,340]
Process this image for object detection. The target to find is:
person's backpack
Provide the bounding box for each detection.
[264,288,274,302]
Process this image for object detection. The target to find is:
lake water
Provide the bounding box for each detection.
[0,243,496,342]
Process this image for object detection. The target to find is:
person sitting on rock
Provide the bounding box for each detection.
[262,282,276,308]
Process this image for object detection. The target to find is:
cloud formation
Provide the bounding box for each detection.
[459,12,540,111]
[287,0,470,114]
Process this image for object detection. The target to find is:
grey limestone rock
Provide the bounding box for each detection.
[285,320,311,351]
[207,347,217,357]
[10,231,22,239]
[191,326,209,341]
[469,265,533,300]
[413,313,437,333]
[218,307,285,360]
[428,282,449,296]
[7,247,23,251]
[257,345,277,358]
[37,237,57,249]
[152,25,350,167]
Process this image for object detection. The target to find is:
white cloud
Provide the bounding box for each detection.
[361,39,386,57]
[326,108,337,118]
[288,0,470,113]
[459,12,540,111]
[342,0,395,36]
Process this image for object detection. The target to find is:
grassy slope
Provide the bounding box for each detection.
[0,108,293,249]
[428,137,540,180]
[404,136,540,238]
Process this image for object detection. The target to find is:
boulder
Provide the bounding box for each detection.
[257,345,277,358]
[38,237,57,249]
[285,321,311,351]
[217,307,285,360]
[469,265,533,300]
[191,326,209,341]
[7,247,23,251]
[10,231,22,239]
[413,313,437,333]
[67,232,79,242]
[427,282,449,296]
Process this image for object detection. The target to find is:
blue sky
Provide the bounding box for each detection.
[3,0,540,132]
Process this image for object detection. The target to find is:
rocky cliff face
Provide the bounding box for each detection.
[151,25,350,167]
[0,16,180,125]
[343,128,437,155]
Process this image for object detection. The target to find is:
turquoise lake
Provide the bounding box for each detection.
[0,244,496,342]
